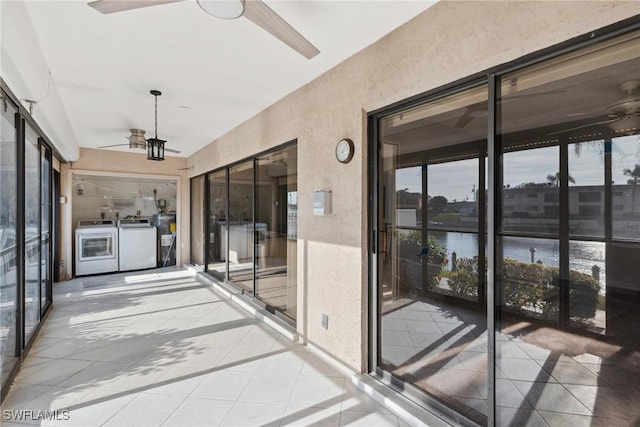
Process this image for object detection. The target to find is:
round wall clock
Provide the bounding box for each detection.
[335,138,354,164]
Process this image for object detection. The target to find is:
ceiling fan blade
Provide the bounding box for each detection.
[164,147,181,154]
[97,143,131,149]
[243,1,320,59]
[88,0,185,14]
[548,118,616,136]
[455,108,474,129]
[502,89,566,100]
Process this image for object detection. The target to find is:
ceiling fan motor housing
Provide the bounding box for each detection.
[128,128,147,149]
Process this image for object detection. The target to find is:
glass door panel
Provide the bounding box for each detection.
[378,85,488,424]
[228,160,254,292]
[190,176,205,267]
[496,29,640,425]
[207,170,227,280]
[256,145,297,320]
[0,94,18,388]
[24,125,40,341]
[41,146,51,314]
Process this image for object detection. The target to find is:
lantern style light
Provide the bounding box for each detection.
[147,90,166,161]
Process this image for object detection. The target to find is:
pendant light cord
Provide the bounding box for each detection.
[150,89,162,139]
[154,94,158,139]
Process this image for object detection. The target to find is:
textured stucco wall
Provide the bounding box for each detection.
[182,1,640,370]
[187,1,640,371]
[60,148,189,278]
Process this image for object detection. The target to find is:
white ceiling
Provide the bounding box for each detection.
[22,0,437,158]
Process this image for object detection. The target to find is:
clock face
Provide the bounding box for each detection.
[336,139,354,163]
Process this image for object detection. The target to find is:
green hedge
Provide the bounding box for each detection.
[448,256,601,321]
[447,257,480,299]
[397,231,447,289]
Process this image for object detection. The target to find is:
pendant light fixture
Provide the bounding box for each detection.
[147,89,165,161]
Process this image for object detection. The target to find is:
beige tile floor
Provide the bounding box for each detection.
[381,295,640,427]
[1,269,409,427]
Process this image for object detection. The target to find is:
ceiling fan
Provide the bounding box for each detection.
[98,90,181,154]
[549,80,640,136]
[87,0,320,59]
[454,85,566,129]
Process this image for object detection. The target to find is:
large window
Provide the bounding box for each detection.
[192,143,298,322]
[190,176,205,267]
[24,125,40,341]
[372,27,640,427]
[0,84,55,399]
[0,94,18,390]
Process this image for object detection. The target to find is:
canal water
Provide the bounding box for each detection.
[430,231,607,290]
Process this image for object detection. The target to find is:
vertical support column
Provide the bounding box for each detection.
[478,145,487,305]
[559,142,570,327]
[225,168,230,280]
[486,74,499,426]
[368,114,380,372]
[604,139,612,241]
[16,115,25,354]
[37,139,43,321]
[203,174,210,273]
[252,158,257,296]
[421,164,429,292]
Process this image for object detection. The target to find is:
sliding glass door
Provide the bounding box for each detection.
[24,124,40,342]
[256,145,297,320]
[0,94,18,389]
[207,169,227,280]
[194,142,298,322]
[495,29,640,425]
[377,85,488,424]
[190,175,205,267]
[372,26,640,427]
[228,160,254,292]
[1,84,55,396]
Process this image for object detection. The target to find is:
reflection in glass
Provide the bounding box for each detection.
[496,30,640,425]
[569,240,605,331]
[0,97,18,388]
[228,160,254,292]
[379,85,488,424]
[24,125,40,340]
[41,146,50,312]
[612,135,640,241]
[190,176,205,266]
[500,236,560,321]
[502,146,559,235]
[207,170,227,280]
[569,141,605,238]
[427,158,480,301]
[256,145,297,319]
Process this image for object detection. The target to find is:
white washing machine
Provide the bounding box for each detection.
[118,219,157,272]
[75,220,119,276]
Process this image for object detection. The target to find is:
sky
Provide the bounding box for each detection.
[394,135,640,201]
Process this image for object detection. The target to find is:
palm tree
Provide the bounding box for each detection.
[623,164,640,217]
[545,172,575,217]
[546,172,576,187]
